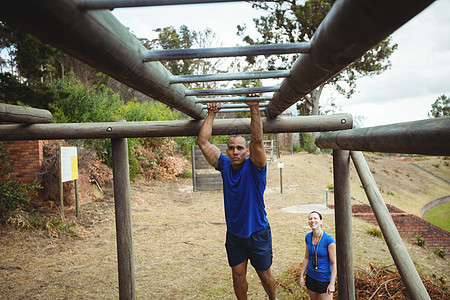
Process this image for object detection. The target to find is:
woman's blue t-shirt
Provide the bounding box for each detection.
[217,153,268,238]
[305,231,335,282]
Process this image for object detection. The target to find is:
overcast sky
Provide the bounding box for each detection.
[112,0,450,128]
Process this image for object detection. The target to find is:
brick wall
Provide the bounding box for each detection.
[2,140,44,183]
[351,203,450,255]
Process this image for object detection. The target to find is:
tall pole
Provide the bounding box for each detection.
[351,151,430,300]
[111,136,135,300]
[333,150,355,299]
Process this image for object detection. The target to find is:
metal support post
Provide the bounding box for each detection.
[111,136,135,300]
[333,150,355,300]
[351,151,430,300]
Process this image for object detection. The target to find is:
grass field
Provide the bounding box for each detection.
[424,201,450,232]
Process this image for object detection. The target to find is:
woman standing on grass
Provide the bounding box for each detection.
[300,211,337,299]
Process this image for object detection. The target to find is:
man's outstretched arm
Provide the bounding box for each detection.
[247,101,266,169]
[196,103,221,169]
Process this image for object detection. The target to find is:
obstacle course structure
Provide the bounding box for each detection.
[1,0,448,299]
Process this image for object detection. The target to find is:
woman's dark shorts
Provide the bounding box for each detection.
[306,274,329,294]
[225,225,273,271]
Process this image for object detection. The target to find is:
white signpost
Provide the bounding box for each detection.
[278,162,284,194]
[60,147,79,218]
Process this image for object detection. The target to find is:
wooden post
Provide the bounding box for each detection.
[333,150,355,300]
[111,136,135,300]
[59,147,65,221]
[75,179,80,218]
[351,151,430,300]
[191,145,197,192]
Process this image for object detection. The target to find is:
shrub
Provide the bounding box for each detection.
[366,227,383,238]
[433,247,446,258]
[0,143,40,224]
[415,234,425,247]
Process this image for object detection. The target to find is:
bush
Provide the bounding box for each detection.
[366,227,383,238]
[298,133,318,153]
[0,143,40,224]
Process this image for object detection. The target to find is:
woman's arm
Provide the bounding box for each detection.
[299,241,310,287]
[327,243,337,294]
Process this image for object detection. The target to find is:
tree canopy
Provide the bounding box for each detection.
[429,95,449,118]
[238,0,398,116]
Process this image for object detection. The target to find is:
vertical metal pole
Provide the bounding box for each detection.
[333,150,355,300]
[351,151,430,300]
[279,168,283,194]
[111,136,136,300]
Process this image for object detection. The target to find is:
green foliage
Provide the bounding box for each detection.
[298,132,318,153]
[239,0,397,113]
[429,94,450,118]
[0,142,40,224]
[0,73,62,110]
[51,74,123,123]
[326,183,334,190]
[433,247,446,259]
[366,227,383,238]
[415,234,425,247]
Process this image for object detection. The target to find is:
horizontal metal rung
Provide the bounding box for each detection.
[201,103,269,109]
[170,70,290,83]
[209,108,266,113]
[143,43,310,61]
[186,86,280,96]
[78,0,273,10]
[195,96,272,103]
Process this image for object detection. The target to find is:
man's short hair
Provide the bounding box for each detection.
[228,135,249,148]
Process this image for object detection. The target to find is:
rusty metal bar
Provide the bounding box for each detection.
[186,86,279,96]
[314,117,450,156]
[266,0,435,118]
[0,114,353,141]
[78,0,275,10]
[170,70,290,84]
[144,43,310,61]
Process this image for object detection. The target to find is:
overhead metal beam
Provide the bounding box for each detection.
[195,96,272,103]
[170,70,290,84]
[0,0,206,120]
[78,0,274,10]
[314,117,450,156]
[143,43,310,61]
[0,103,52,124]
[266,0,435,119]
[186,86,279,96]
[211,108,265,113]
[0,114,353,141]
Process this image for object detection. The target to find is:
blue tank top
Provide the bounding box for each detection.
[217,153,268,238]
[305,231,335,282]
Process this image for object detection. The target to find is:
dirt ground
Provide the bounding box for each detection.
[1,152,449,299]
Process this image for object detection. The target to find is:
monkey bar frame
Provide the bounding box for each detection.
[0,0,439,299]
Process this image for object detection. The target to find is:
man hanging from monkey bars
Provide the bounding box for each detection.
[196,96,277,300]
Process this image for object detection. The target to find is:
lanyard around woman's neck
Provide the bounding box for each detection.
[312,231,323,270]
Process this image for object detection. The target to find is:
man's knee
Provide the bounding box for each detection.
[256,268,274,285]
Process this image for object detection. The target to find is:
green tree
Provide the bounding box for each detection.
[238,0,398,116]
[429,94,449,118]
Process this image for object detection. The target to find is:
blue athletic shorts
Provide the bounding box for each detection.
[306,274,329,294]
[225,224,273,271]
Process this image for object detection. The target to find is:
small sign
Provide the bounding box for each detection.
[61,147,78,182]
[277,162,284,169]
